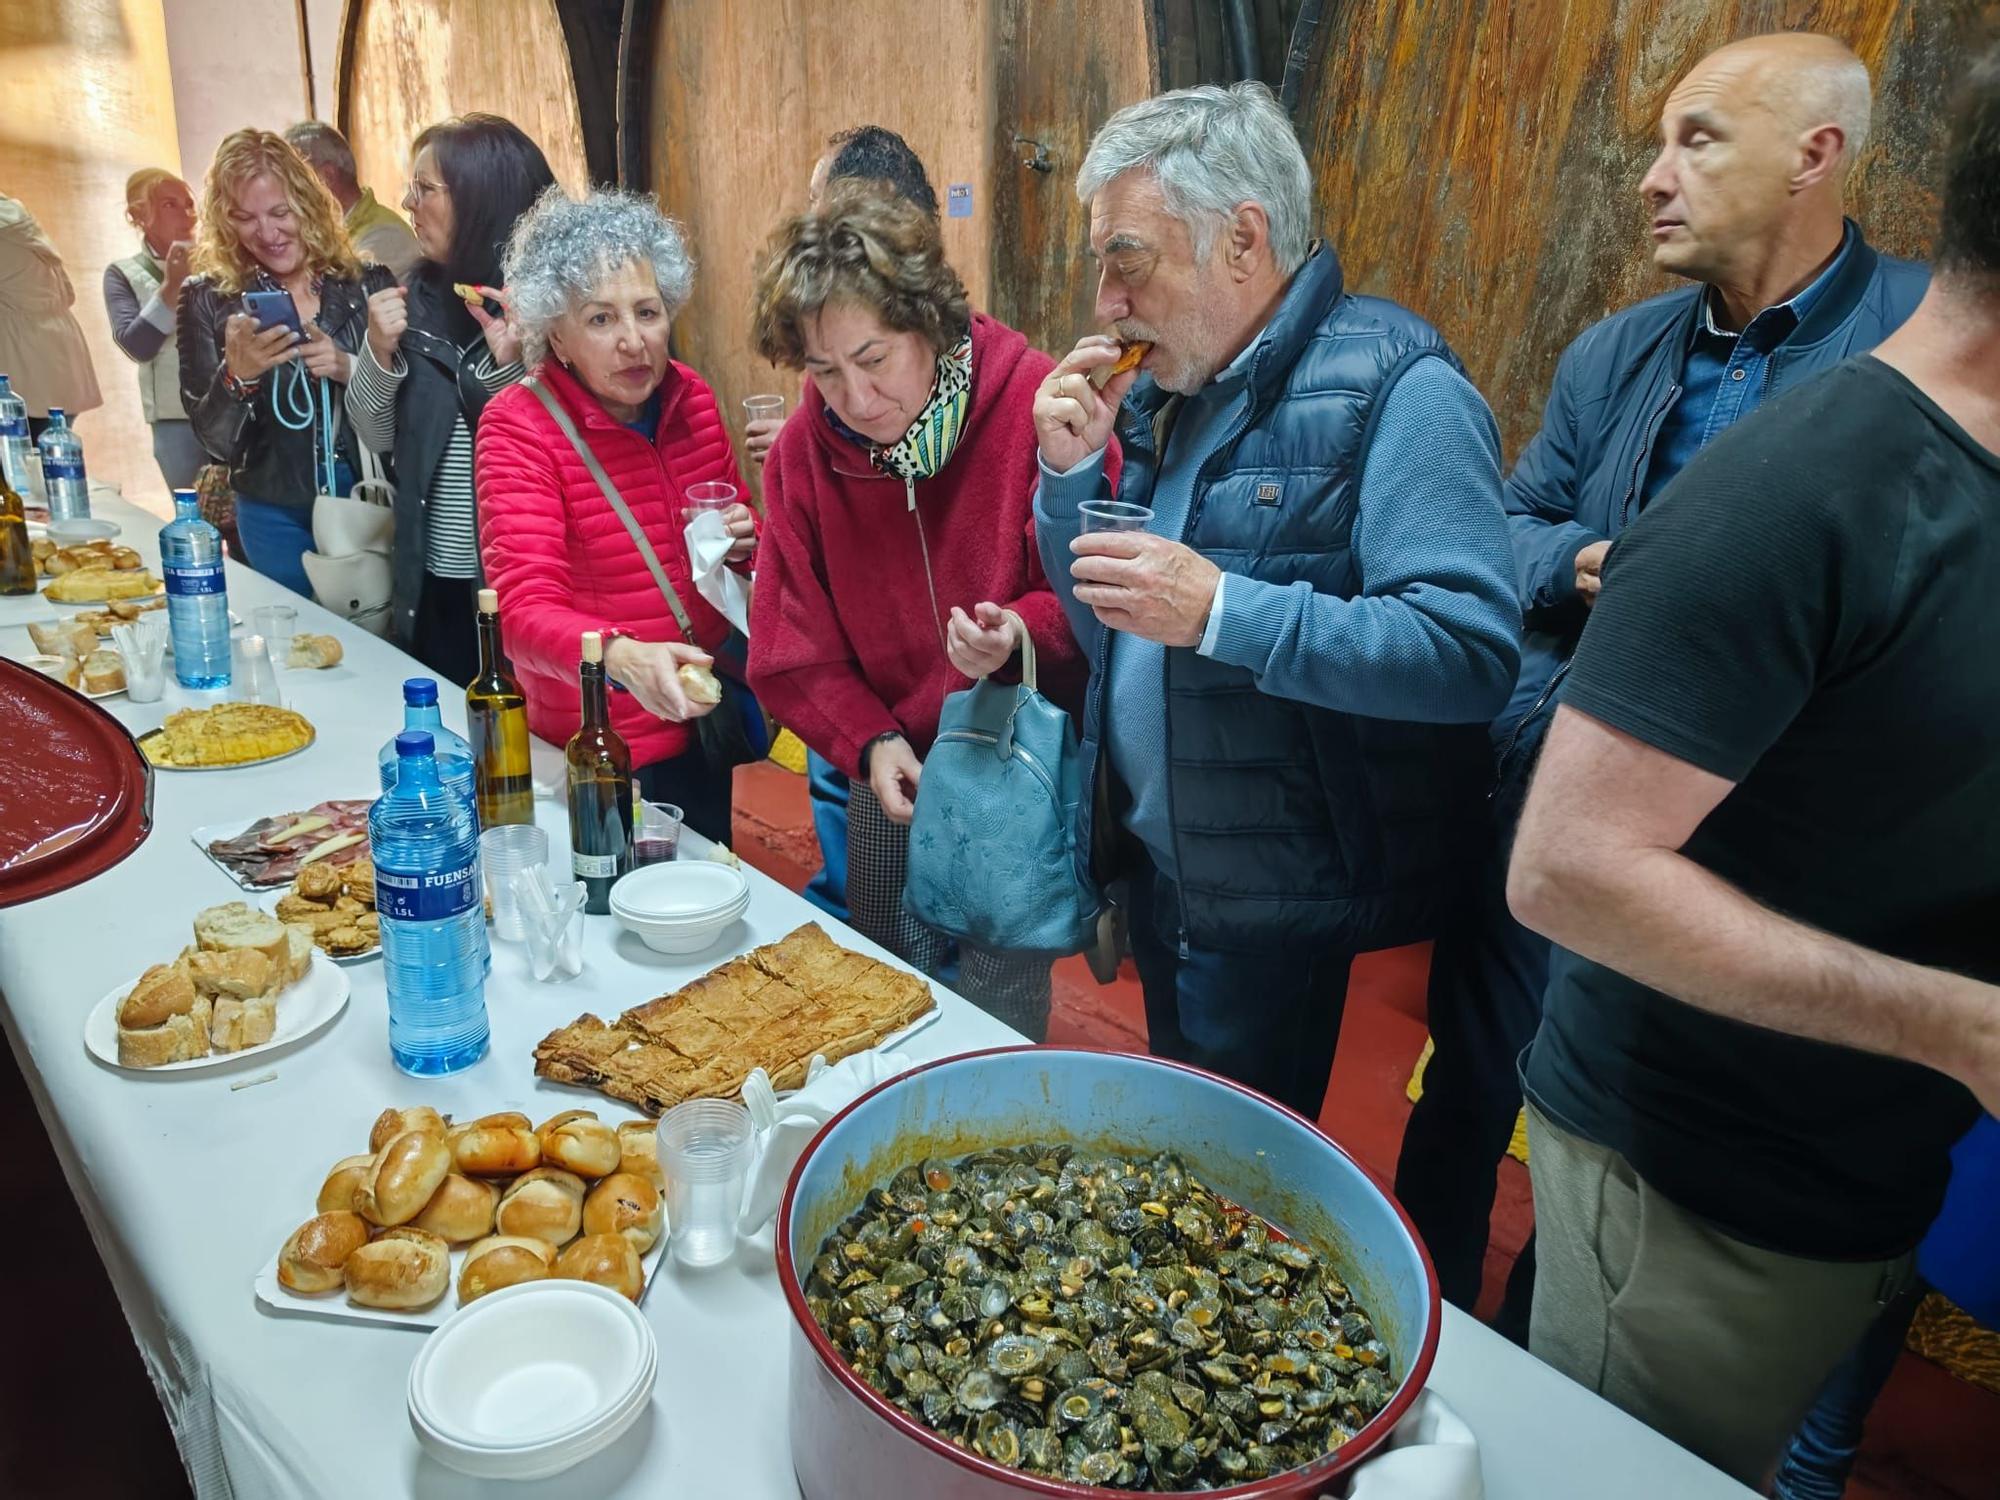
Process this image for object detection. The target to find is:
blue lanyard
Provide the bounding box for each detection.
[269,360,338,496]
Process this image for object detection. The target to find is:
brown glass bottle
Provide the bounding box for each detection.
[566,631,633,914]
[466,587,533,826]
[0,465,33,596]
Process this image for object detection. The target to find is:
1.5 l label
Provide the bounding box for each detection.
[42,458,85,481]
[573,850,618,879]
[375,861,479,922]
[165,563,226,597]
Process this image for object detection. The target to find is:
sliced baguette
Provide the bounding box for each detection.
[211,995,277,1052]
[117,994,213,1067]
[193,901,290,971]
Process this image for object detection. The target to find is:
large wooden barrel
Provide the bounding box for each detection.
[639,0,1156,449]
[335,0,596,207]
[1292,0,1985,459]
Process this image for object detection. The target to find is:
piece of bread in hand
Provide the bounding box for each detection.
[117,993,213,1068]
[210,994,277,1052]
[287,633,343,669]
[193,902,290,969]
[677,661,723,705]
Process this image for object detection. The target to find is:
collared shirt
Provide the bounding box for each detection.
[1641,226,1854,505]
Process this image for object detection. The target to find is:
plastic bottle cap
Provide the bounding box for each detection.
[47,408,63,420]
[403,677,439,706]
[397,730,435,758]
[478,587,498,614]
[581,631,603,665]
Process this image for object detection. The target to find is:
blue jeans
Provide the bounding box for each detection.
[801,749,851,922]
[232,496,317,600]
[1771,1285,1924,1500]
[1126,852,1352,1120]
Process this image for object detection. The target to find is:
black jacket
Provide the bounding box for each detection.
[1495,222,1928,783]
[178,263,397,508]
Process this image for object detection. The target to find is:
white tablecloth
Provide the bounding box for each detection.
[0,491,1755,1499]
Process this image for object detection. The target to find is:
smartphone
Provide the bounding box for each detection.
[242,289,303,337]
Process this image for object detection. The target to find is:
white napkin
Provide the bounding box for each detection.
[737,1050,916,1235]
[1329,1390,1481,1499]
[684,511,751,635]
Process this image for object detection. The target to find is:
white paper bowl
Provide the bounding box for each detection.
[610,860,749,921]
[614,899,751,955]
[408,1280,656,1469]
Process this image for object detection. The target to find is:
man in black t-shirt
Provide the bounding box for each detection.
[1506,42,2000,1488]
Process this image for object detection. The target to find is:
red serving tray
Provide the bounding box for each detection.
[0,657,153,906]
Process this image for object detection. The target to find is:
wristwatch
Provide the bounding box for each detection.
[859,731,903,776]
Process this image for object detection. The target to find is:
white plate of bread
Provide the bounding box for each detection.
[84,902,351,1072]
[255,1106,668,1328]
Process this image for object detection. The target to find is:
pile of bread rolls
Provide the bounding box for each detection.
[277,1105,664,1313]
[118,903,315,1066]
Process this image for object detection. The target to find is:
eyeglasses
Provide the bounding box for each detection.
[406,178,449,202]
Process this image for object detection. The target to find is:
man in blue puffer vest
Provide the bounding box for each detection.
[1393,31,1928,1326]
[1029,82,1521,1121]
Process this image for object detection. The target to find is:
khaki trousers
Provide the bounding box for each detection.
[1525,1104,1917,1486]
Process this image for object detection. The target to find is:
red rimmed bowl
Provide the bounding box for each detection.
[777,1047,1439,1499]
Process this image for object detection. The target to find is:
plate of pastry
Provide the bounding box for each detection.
[259,857,380,962]
[137,703,316,770]
[84,901,351,1072]
[254,1105,669,1327]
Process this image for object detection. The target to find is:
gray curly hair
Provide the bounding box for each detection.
[503,186,696,367]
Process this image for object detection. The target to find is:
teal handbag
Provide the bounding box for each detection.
[902,612,1101,955]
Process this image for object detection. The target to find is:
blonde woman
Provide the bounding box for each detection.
[103,169,202,489]
[176,128,394,595]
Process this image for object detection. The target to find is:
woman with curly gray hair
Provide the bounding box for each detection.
[474,187,754,842]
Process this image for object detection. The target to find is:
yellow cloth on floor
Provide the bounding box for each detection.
[1909,1292,2000,1395]
[1407,1036,1531,1165]
[770,727,807,774]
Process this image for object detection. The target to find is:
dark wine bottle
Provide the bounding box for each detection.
[466,587,534,826]
[566,631,632,914]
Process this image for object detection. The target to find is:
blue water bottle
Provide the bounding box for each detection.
[379,677,476,810]
[0,376,29,493]
[35,408,89,523]
[370,731,490,1076]
[160,488,232,689]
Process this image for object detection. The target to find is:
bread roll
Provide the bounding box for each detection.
[457,1235,556,1304]
[277,1211,370,1294]
[369,1106,449,1153]
[185,948,275,1001]
[116,994,213,1067]
[582,1172,663,1254]
[354,1129,452,1226]
[494,1167,585,1246]
[109,545,143,570]
[537,1109,621,1179]
[344,1227,450,1310]
[210,995,276,1052]
[317,1153,375,1215]
[193,902,290,970]
[287,633,343,669]
[677,661,722,705]
[616,1120,664,1189]
[410,1173,497,1244]
[118,962,198,1029]
[450,1112,542,1177]
[553,1233,644,1301]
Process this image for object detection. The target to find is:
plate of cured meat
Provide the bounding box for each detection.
[194,799,374,890]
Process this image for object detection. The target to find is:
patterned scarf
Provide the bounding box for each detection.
[829,335,974,481]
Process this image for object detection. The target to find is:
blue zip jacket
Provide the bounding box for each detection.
[1497,221,1927,775]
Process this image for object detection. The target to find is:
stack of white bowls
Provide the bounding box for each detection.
[407,1280,657,1481]
[609,860,751,954]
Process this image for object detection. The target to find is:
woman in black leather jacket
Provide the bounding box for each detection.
[345,114,555,681]
[178,128,395,598]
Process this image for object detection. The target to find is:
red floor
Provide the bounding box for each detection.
[733,761,2000,1500]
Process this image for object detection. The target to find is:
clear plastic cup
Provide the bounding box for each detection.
[480,823,549,942]
[658,1098,753,1268]
[683,481,737,523]
[253,604,297,661]
[230,634,283,706]
[743,394,785,428]
[633,800,681,867]
[1079,500,1154,533]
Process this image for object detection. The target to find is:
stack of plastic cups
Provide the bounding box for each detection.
[657,1098,754,1268]
[480,824,549,942]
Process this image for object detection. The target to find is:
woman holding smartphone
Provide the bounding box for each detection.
[345,114,555,681]
[178,128,395,597]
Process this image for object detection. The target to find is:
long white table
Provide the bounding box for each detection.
[0,490,1755,1499]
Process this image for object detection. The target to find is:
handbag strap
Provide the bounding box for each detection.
[1001,608,1037,693]
[527,375,697,640]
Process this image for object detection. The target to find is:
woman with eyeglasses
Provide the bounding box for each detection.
[345,114,556,680]
[177,129,394,596]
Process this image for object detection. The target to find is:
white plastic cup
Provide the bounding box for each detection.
[481,823,549,942]
[1079,500,1153,533]
[658,1098,753,1268]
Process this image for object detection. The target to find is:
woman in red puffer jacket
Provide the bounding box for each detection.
[475,188,755,841]
[747,183,1112,1040]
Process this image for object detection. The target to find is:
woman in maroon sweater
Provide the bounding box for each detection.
[748,184,1103,1038]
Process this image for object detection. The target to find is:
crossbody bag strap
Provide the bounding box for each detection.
[527,375,697,640]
